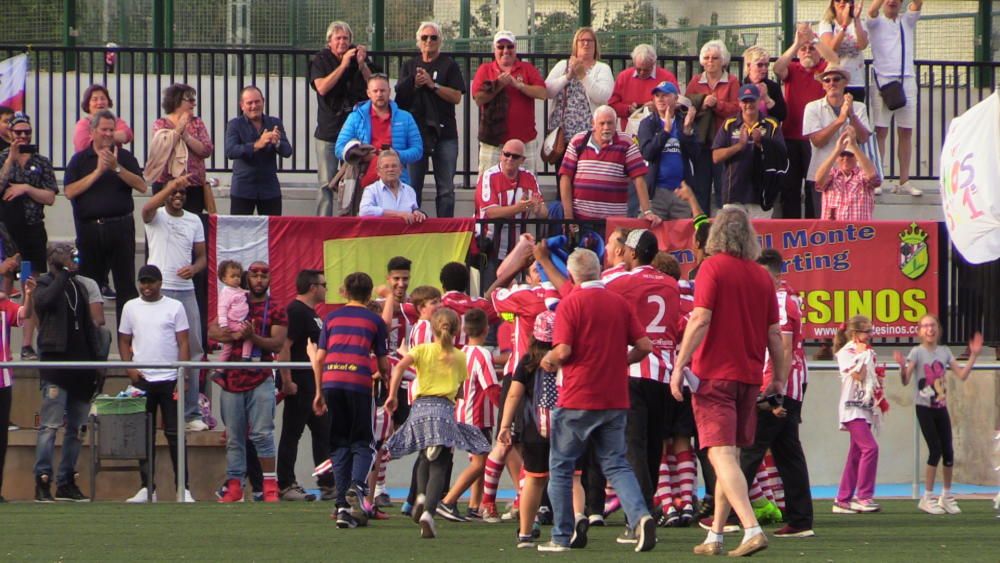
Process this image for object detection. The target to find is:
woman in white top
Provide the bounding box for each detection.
[544,27,614,143]
[819,0,869,102]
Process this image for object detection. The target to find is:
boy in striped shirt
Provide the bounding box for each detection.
[311,272,390,529]
[437,308,501,521]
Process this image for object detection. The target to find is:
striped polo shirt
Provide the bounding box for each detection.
[558,132,648,219]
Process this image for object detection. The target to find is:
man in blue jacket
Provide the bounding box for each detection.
[637,81,699,220]
[225,86,293,216]
[335,74,422,198]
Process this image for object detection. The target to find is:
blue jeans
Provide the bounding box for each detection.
[34,383,91,485]
[315,138,339,216]
[162,288,202,422]
[219,377,276,480]
[548,408,649,546]
[408,137,458,218]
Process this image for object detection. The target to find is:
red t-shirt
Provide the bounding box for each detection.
[471,60,545,144]
[553,281,645,410]
[692,254,779,385]
[781,61,827,141]
[607,67,679,130]
[604,265,680,384]
[360,106,394,187]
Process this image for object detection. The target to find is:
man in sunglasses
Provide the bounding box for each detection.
[395,21,466,218]
[472,30,547,176]
[0,112,57,360]
[802,64,872,201]
[208,261,288,503]
[773,24,840,219]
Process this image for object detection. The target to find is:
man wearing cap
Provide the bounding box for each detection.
[118,264,193,503]
[142,174,208,431]
[773,24,840,218]
[603,229,681,522]
[801,64,872,203]
[64,109,146,328]
[31,242,103,503]
[637,82,699,220]
[813,125,880,220]
[472,31,547,176]
[711,85,785,218]
[559,105,660,225]
[0,112,58,360]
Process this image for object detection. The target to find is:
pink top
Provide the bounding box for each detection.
[152,116,214,184]
[218,285,249,330]
[0,299,24,388]
[73,117,134,153]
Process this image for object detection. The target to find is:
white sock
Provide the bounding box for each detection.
[743,526,762,543]
[924,489,934,498]
[374,484,386,497]
[704,531,724,544]
[941,487,951,497]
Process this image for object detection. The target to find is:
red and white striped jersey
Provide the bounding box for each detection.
[604,265,680,383]
[475,165,542,259]
[492,284,548,376]
[373,403,393,443]
[442,290,499,346]
[407,319,435,400]
[763,281,808,401]
[378,299,418,355]
[0,300,24,388]
[456,345,501,428]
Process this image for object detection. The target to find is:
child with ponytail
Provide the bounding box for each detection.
[385,308,492,539]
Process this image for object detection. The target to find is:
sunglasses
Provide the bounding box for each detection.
[12,129,32,136]
[496,44,516,51]
[248,266,270,274]
[822,76,844,83]
[502,151,524,160]
[420,34,439,42]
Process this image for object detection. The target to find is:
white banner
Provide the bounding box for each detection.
[0,54,28,111]
[939,91,1000,264]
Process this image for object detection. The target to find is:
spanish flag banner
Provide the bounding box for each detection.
[208,216,474,319]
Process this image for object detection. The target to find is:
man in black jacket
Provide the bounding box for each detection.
[30,241,101,503]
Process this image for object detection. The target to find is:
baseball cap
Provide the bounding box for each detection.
[493,30,517,47]
[738,84,760,102]
[137,264,163,282]
[533,311,556,343]
[625,229,659,263]
[9,112,30,128]
[651,81,679,96]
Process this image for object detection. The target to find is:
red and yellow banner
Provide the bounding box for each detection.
[607,219,940,340]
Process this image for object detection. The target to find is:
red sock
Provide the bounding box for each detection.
[764,453,785,510]
[675,449,696,507]
[482,454,504,506]
[376,448,389,489]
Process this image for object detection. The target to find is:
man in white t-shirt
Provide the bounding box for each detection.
[865,0,923,196]
[142,174,208,431]
[119,264,192,503]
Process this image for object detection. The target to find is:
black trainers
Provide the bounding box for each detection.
[570,514,589,549]
[537,505,553,525]
[20,346,38,361]
[54,481,90,502]
[335,507,358,529]
[34,474,54,503]
[436,502,468,522]
[100,285,117,300]
[635,515,657,552]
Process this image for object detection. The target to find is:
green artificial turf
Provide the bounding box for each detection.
[1,500,998,561]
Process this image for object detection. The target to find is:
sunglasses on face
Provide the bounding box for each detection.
[501,151,524,160]
[420,34,439,42]
[822,76,844,83]
[183,96,196,103]
[12,129,32,136]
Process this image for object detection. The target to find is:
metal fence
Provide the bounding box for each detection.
[1,44,998,187]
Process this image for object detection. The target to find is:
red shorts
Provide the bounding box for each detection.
[691,379,758,449]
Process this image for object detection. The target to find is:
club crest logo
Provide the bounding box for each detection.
[898,223,929,280]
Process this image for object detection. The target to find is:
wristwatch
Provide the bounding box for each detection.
[114,165,121,174]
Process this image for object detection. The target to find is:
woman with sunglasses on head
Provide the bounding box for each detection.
[0,113,58,360]
[73,84,133,153]
[740,47,786,123]
[819,0,869,103]
[395,21,466,218]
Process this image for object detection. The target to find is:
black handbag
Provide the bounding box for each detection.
[874,21,907,111]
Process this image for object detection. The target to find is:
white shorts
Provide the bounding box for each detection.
[870,75,917,129]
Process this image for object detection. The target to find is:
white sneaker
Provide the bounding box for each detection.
[898,182,923,196]
[918,495,945,514]
[186,419,209,432]
[126,487,157,503]
[873,186,883,195]
[183,489,196,503]
[937,495,961,514]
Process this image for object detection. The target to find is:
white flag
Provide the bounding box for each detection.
[939,91,1000,264]
[0,54,28,111]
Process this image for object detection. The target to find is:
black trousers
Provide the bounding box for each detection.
[0,386,10,495]
[739,398,813,529]
[230,196,282,216]
[780,139,814,219]
[416,447,454,514]
[136,380,190,490]
[625,378,670,512]
[277,371,333,489]
[77,216,137,327]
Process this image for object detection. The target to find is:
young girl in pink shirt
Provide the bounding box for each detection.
[217,260,252,361]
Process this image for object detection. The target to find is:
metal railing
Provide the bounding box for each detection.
[2,359,998,502]
[0,44,997,185]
